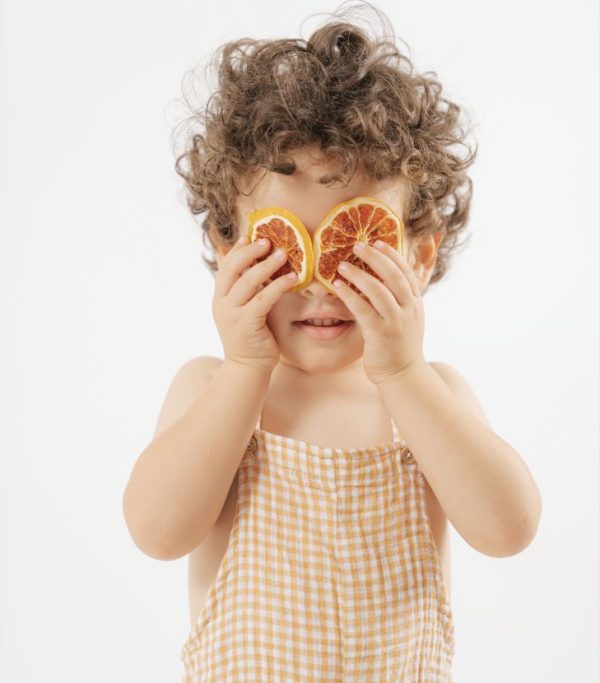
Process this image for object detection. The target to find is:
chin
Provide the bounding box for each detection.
[284,357,359,376]
[277,341,365,377]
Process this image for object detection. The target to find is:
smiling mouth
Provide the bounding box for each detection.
[296,320,350,327]
[292,320,355,340]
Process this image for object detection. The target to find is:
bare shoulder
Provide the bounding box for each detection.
[428,360,491,427]
[152,355,224,439]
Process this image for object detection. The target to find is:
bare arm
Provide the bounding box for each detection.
[122,356,272,560]
[378,361,542,558]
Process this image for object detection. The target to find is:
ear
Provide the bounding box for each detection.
[407,230,444,293]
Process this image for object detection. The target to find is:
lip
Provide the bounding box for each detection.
[294,311,353,322]
[293,320,354,340]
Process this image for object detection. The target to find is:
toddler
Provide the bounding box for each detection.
[123,4,542,681]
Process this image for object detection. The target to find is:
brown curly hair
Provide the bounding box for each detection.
[171,1,478,288]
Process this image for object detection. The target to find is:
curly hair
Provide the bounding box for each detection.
[171,1,478,287]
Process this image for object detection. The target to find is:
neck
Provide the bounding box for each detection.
[272,356,375,396]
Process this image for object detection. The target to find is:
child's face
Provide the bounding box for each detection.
[217,145,423,378]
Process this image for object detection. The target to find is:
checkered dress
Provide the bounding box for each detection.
[180,415,455,682]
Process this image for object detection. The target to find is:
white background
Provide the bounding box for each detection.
[1,0,598,681]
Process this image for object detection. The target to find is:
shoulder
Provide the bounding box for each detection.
[177,355,224,380]
[152,355,224,439]
[428,361,491,427]
[165,355,224,395]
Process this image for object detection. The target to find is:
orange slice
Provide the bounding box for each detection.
[245,196,404,297]
[313,196,405,295]
[246,206,313,291]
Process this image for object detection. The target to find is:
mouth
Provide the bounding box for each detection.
[292,319,355,340]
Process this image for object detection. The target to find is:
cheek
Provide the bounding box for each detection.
[265,295,293,329]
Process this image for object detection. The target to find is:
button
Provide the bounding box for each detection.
[401,447,415,464]
[247,434,258,454]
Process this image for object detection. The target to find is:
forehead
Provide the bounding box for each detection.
[235,146,410,235]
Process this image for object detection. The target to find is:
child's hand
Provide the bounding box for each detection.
[332,241,427,385]
[212,235,298,372]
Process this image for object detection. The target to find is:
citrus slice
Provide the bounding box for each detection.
[245,196,405,297]
[246,206,313,291]
[312,196,405,296]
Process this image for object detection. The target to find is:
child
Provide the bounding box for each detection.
[123,5,542,681]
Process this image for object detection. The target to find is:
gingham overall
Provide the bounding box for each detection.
[180,413,455,682]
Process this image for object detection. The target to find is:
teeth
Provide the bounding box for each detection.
[304,318,344,326]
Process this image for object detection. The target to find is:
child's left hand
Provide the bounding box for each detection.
[333,240,426,386]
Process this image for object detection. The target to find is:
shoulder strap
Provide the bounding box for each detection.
[390,417,406,445]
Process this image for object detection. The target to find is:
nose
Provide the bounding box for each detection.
[298,275,338,298]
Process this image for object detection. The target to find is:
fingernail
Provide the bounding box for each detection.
[374,240,385,249]
[273,247,285,257]
[259,238,269,245]
[354,242,366,251]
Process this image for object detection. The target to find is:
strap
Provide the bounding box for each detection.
[390,417,404,444]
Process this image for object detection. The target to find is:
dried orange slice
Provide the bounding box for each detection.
[246,206,313,291]
[313,196,405,295]
[245,196,404,296]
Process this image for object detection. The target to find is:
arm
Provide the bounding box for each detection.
[377,360,542,557]
[122,356,271,561]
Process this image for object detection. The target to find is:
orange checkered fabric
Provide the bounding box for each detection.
[180,415,455,681]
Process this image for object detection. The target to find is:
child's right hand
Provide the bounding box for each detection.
[212,236,298,372]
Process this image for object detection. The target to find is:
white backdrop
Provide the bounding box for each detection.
[1,0,598,681]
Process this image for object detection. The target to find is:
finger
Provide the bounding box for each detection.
[249,269,299,318]
[335,259,399,319]
[331,270,382,325]
[352,242,415,304]
[214,236,272,298]
[372,240,421,298]
[228,246,290,306]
